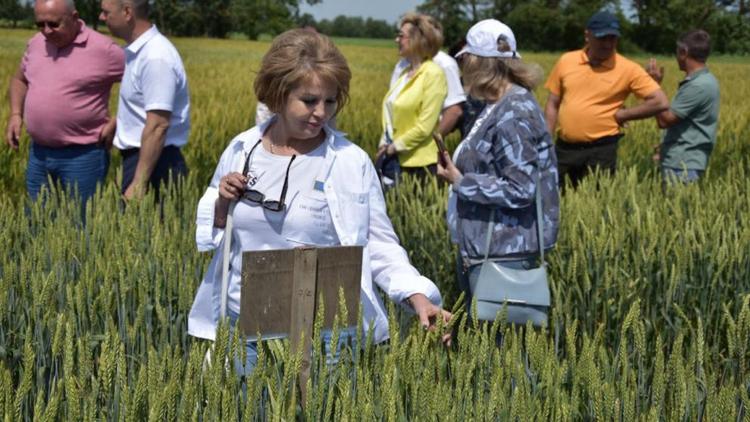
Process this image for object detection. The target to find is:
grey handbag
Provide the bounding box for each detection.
[467,172,551,326]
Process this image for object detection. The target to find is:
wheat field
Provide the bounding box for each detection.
[1,28,749,420]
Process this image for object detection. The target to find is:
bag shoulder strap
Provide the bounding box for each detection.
[535,171,545,264]
[483,210,494,262]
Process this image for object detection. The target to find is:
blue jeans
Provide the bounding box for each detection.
[662,166,704,185]
[26,142,109,205]
[227,309,358,377]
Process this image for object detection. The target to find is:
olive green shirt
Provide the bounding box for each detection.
[661,68,720,170]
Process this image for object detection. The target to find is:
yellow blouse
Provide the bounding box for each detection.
[381,60,447,168]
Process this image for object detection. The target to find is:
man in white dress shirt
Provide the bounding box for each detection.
[100,0,190,200]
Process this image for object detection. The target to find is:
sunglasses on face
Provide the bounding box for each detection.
[241,140,296,212]
[36,20,62,30]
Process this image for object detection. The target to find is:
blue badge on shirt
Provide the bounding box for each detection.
[314,180,325,192]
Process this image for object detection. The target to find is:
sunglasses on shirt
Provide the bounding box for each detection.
[241,140,296,212]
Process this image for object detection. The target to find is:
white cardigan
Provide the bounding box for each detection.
[187,121,443,344]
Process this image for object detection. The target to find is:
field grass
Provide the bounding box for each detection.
[1,28,749,419]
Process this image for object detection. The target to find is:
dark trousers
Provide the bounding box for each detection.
[121,145,188,197]
[555,135,621,190]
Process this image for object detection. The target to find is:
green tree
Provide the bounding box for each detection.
[417,0,469,46]
[74,0,102,30]
[296,12,317,28]
[485,0,525,18]
[709,10,750,52]
[505,2,566,51]
[196,0,232,38]
[331,15,365,37]
[629,0,718,52]
[364,17,394,39]
[229,0,322,40]
[0,0,28,27]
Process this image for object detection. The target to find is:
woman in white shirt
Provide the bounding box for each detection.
[188,29,451,375]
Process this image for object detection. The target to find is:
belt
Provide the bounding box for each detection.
[557,134,623,149]
[120,145,180,159]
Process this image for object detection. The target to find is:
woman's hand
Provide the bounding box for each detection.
[218,172,248,202]
[436,151,462,184]
[214,172,247,228]
[375,144,398,161]
[408,293,452,345]
[375,144,388,160]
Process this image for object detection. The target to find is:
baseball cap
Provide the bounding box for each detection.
[587,11,621,38]
[455,19,520,59]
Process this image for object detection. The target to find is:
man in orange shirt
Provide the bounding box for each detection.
[544,11,668,189]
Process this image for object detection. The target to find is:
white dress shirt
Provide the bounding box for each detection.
[115,26,190,149]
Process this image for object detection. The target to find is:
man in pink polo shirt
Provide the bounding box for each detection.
[5,0,124,205]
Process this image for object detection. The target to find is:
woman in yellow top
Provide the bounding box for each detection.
[377,13,448,184]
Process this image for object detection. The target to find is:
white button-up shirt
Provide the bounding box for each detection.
[188,122,443,344]
[114,26,190,150]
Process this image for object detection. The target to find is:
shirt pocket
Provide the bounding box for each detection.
[337,189,370,245]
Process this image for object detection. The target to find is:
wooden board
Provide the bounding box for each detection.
[239,246,362,339]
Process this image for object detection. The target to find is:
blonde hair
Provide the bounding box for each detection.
[399,13,443,61]
[461,37,542,101]
[254,29,351,115]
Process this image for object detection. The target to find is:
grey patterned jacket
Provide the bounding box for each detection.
[452,84,560,260]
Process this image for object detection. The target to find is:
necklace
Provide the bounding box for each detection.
[266,123,292,155]
[268,140,279,154]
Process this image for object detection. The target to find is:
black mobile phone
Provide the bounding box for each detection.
[433,132,448,166]
[432,132,447,154]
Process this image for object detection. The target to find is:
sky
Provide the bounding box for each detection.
[299,0,424,25]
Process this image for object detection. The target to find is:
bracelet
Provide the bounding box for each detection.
[10,113,22,118]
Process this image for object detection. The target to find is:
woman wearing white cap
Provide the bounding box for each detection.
[437,20,560,323]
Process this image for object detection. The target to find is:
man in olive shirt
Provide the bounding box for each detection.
[652,29,720,184]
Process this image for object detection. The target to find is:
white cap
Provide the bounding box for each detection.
[455,19,520,59]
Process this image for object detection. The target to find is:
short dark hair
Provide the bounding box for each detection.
[122,0,149,19]
[677,29,711,62]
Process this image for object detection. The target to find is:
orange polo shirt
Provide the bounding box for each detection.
[545,49,660,143]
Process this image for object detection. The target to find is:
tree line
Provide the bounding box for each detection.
[419,0,750,54]
[0,0,393,40]
[2,0,749,54]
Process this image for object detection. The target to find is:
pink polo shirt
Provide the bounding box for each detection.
[22,22,124,147]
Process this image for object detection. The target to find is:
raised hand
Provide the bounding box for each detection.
[646,58,664,84]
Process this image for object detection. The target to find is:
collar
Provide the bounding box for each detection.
[579,48,616,69]
[240,116,341,155]
[406,59,432,80]
[70,20,89,46]
[680,67,709,86]
[385,59,433,98]
[236,118,341,185]
[48,19,88,50]
[126,25,158,54]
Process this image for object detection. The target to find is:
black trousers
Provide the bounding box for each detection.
[121,145,188,196]
[555,135,621,190]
